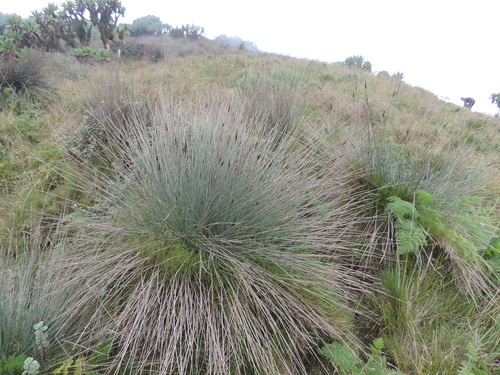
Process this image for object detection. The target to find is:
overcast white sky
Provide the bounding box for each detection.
[3,0,500,115]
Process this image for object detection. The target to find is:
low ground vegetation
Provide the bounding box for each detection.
[0,34,499,375]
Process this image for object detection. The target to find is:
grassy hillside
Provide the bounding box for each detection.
[1,36,499,375]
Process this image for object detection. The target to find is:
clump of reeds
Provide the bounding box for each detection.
[237,67,305,143]
[0,226,73,362]
[51,97,371,374]
[0,50,55,106]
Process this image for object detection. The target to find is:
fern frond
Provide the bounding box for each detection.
[385,196,427,255]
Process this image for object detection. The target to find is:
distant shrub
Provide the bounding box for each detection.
[392,71,404,80]
[215,34,258,51]
[343,55,372,71]
[148,46,165,62]
[377,71,404,80]
[121,40,145,59]
[169,24,205,40]
[121,36,167,61]
[128,15,170,36]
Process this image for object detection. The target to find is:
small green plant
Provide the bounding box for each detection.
[317,338,405,374]
[33,322,48,353]
[9,101,43,142]
[95,49,111,63]
[21,357,40,375]
[0,322,50,375]
[73,47,94,63]
[52,339,109,375]
[457,342,489,375]
[64,114,105,160]
[1,354,29,375]
[482,237,500,278]
[53,357,87,375]
[316,341,359,374]
[385,196,427,255]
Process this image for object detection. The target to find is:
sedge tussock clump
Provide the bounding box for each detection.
[0,50,56,106]
[0,229,73,360]
[53,100,369,374]
[341,124,498,298]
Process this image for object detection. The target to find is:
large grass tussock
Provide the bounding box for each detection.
[52,99,371,374]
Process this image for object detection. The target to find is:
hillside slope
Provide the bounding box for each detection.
[1,40,499,375]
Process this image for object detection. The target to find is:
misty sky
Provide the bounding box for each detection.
[3,0,500,115]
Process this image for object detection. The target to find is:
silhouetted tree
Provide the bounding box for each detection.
[86,0,125,52]
[61,0,93,46]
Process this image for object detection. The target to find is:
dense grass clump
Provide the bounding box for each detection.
[51,99,370,374]
[309,111,499,373]
[0,230,73,363]
[0,50,55,106]
[336,125,498,298]
[237,67,304,141]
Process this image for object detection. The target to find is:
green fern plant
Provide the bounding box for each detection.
[1,354,28,375]
[457,342,489,375]
[317,338,405,375]
[362,338,401,375]
[316,342,359,374]
[385,196,427,255]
